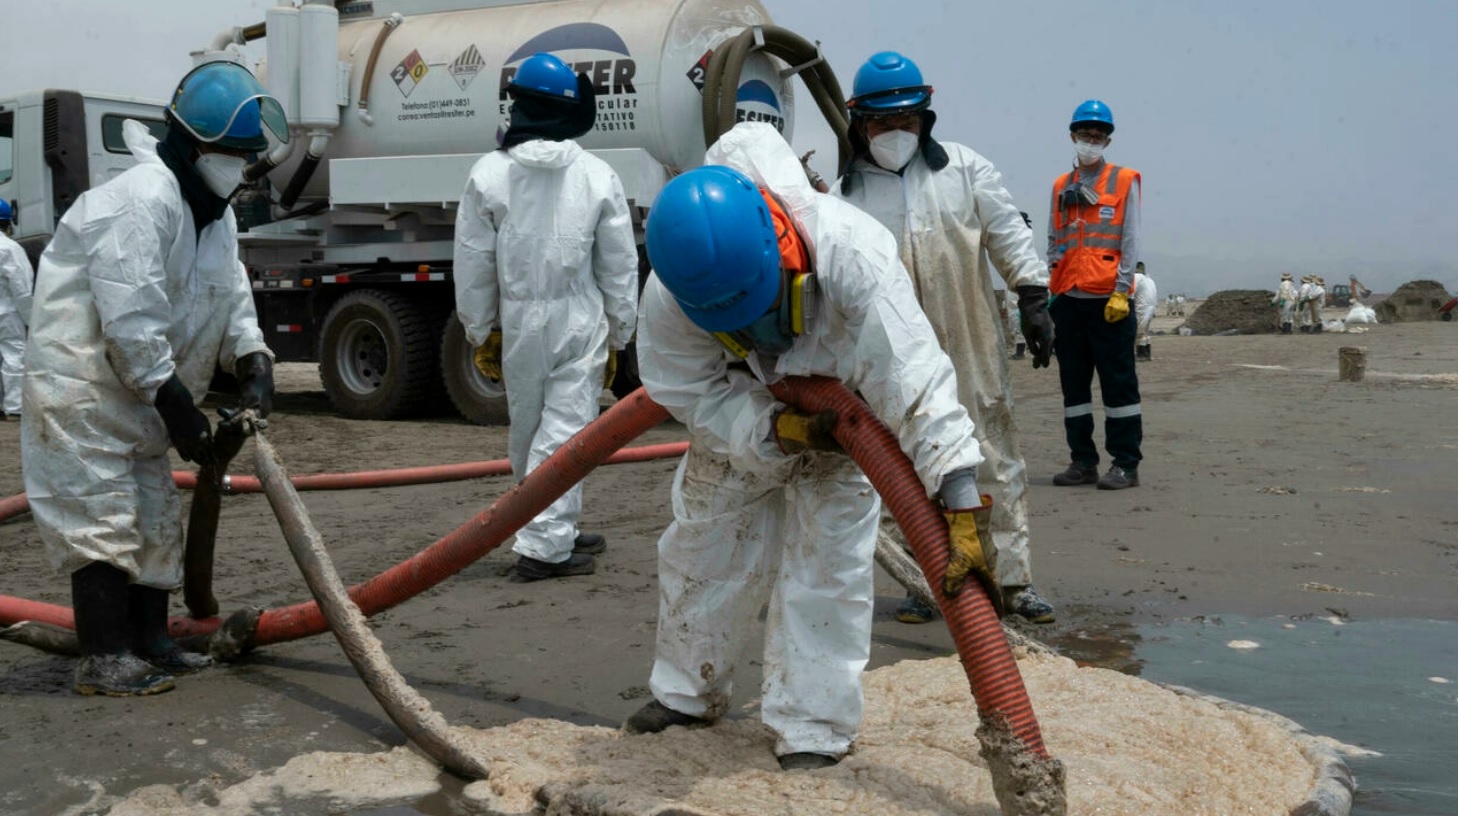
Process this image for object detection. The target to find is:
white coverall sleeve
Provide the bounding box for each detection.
[826,236,984,497]
[592,173,639,350]
[637,278,788,470]
[86,197,181,401]
[452,164,500,349]
[970,156,1048,289]
[1115,178,1141,295]
[219,253,272,369]
[1,244,34,325]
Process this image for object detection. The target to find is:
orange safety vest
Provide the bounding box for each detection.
[1048,163,1140,296]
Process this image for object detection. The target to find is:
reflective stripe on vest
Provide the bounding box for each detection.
[1049,163,1139,296]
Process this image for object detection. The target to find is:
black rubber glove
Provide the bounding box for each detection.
[234,352,275,418]
[1016,285,1055,369]
[154,375,216,467]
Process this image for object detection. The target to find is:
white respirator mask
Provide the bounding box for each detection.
[1074,141,1105,166]
[194,153,248,200]
[869,130,921,171]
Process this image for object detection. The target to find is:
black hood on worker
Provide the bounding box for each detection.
[501,74,598,149]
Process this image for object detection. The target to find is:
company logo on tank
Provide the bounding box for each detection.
[499,23,640,132]
[688,49,787,134]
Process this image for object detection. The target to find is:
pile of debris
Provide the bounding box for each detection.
[1375,280,1453,322]
[1182,289,1279,335]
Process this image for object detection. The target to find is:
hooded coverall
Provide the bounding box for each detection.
[837,142,1046,588]
[1133,272,1157,352]
[21,120,270,587]
[637,122,983,757]
[453,138,638,564]
[0,232,34,415]
[1274,278,1298,329]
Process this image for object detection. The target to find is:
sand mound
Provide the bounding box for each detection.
[1183,290,1279,335]
[1375,280,1452,323]
[107,648,1344,816]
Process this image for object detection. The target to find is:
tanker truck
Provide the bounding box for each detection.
[216,0,849,422]
[1,0,850,422]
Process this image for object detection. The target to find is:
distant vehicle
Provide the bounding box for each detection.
[1327,284,1352,308]
[1439,296,1457,322]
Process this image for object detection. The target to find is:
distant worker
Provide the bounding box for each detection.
[453,52,638,582]
[623,123,993,771]
[1272,272,1297,334]
[21,62,284,696]
[1296,276,1315,332]
[0,200,34,420]
[1046,99,1144,490]
[1349,275,1372,304]
[835,51,1055,623]
[1132,261,1157,361]
[1308,276,1327,332]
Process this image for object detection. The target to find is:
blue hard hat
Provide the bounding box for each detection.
[509,52,579,100]
[168,61,288,151]
[646,166,781,334]
[0,199,12,224]
[848,51,932,115]
[1070,99,1115,134]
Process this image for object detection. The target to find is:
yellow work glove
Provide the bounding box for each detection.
[603,348,618,389]
[473,330,503,380]
[1104,291,1131,323]
[942,494,1001,613]
[772,408,843,455]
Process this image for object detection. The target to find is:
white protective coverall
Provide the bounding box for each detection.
[453,138,638,563]
[20,120,270,586]
[836,141,1046,587]
[0,232,34,415]
[1296,279,1314,329]
[1274,278,1298,327]
[1133,272,1158,349]
[637,122,983,757]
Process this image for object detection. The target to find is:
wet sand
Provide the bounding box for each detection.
[1,321,1454,814]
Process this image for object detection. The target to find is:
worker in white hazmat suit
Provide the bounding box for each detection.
[835,51,1055,624]
[1132,262,1157,361]
[622,122,992,771]
[0,200,34,418]
[1296,275,1315,332]
[21,61,285,696]
[1273,272,1297,334]
[453,52,638,582]
[1309,276,1327,331]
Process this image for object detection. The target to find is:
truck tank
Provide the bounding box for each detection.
[269,0,794,201]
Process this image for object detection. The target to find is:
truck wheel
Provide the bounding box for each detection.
[319,289,438,420]
[440,313,510,425]
[1443,312,1453,322]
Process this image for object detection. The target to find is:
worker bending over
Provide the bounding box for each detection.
[623,122,992,771]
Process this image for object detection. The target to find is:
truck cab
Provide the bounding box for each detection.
[0,90,167,268]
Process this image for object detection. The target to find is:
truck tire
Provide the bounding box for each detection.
[319,289,438,420]
[440,312,510,425]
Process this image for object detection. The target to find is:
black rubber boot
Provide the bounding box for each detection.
[572,533,607,555]
[510,553,596,582]
[1136,343,1152,361]
[71,563,174,697]
[622,699,711,734]
[1012,342,1026,360]
[778,752,841,771]
[1281,322,1293,334]
[130,584,213,675]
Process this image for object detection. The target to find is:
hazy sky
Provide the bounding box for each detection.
[4,0,1453,295]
